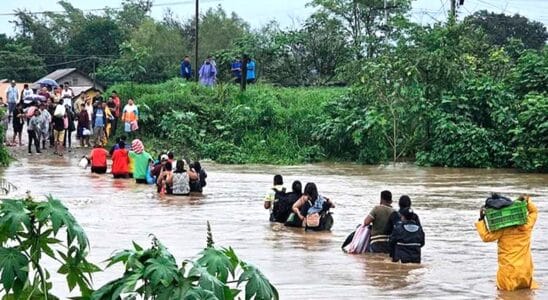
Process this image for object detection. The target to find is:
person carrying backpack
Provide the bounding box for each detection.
[263,174,286,222]
[389,208,425,263]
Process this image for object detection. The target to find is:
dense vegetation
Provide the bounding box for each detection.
[0,195,278,299]
[0,0,546,171]
[110,80,344,164]
[111,32,547,171]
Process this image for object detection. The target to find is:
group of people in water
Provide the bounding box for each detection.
[263,174,539,292]
[263,175,425,263]
[86,136,207,196]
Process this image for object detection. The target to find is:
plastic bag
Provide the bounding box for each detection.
[54,104,66,117]
[78,157,89,169]
[344,225,371,254]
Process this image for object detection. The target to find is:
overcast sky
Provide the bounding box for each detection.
[0,0,546,36]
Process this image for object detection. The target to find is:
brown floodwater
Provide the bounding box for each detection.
[1,153,547,299]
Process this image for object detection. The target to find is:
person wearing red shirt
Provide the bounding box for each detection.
[111,91,121,135]
[89,144,108,174]
[111,140,130,178]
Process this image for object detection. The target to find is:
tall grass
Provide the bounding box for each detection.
[109,79,345,164]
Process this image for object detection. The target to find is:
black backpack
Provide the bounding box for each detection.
[271,188,292,223]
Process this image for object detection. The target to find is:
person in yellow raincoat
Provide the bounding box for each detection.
[475,196,538,291]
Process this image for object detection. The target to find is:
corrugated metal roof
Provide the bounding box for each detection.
[34,68,77,83]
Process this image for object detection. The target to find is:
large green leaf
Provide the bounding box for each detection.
[35,197,71,234]
[156,277,194,300]
[143,257,179,287]
[0,199,31,238]
[35,197,89,251]
[183,287,219,300]
[238,263,279,300]
[188,263,228,300]
[196,248,235,282]
[0,246,29,295]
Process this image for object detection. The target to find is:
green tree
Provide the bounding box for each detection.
[465,10,548,50]
[0,43,46,82]
[97,20,185,83]
[308,0,412,58]
[68,16,124,74]
[11,10,63,72]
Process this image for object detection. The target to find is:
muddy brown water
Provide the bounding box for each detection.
[1,152,547,299]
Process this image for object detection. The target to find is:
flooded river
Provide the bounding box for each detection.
[2,154,547,299]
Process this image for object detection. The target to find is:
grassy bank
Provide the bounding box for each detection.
[110,79,345,164]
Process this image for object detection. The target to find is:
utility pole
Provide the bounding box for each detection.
[384,0,388,25]
[450,0,456,19]
[194,0,199,81]
[92,56,96,89]
[240,55,248,91]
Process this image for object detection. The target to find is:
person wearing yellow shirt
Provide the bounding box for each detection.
[475,195,538,291]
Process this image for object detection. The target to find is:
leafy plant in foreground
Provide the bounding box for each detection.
[0,195,99,299]
[93,222,278,300]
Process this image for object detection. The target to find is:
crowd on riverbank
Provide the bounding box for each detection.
[2,80,141,156]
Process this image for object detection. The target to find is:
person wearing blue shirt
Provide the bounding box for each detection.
[180,56,192,80]
[5,80,19,122]
[231,58,242,83]
[246,58,256,84]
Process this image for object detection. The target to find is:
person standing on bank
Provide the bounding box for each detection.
[199,56,217,87]
[363,190,396,253]
[231,57,242,83]
[27,109,42,154]
[476,195,538,291]
[5,80,19,122]
[111,91,121,136]
[92,100,106,146]
[245,56,256,84]
[122,98,139,137]
[181,56,192,80]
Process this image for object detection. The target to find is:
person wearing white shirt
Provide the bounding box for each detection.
[21,84,34,102]
[61,84,74,107]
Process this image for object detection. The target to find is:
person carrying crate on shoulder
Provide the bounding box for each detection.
[475,194,538,291]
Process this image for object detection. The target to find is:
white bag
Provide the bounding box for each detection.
[82,128,91,136]
[54,104,66,117]
[78,157,89,169]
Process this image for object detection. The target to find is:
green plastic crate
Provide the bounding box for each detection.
[485,200,527,232]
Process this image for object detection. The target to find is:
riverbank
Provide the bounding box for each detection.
[106,79,547,172]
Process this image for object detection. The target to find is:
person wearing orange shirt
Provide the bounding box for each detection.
[88,143,108,174]
[111,140,130,179]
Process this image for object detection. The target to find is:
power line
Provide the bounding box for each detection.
[0,0,221,17]
[0,57,93,72]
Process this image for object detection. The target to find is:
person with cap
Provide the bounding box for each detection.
[129,139,153,184]
[5,80,19,122]
[388,207,425,264]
